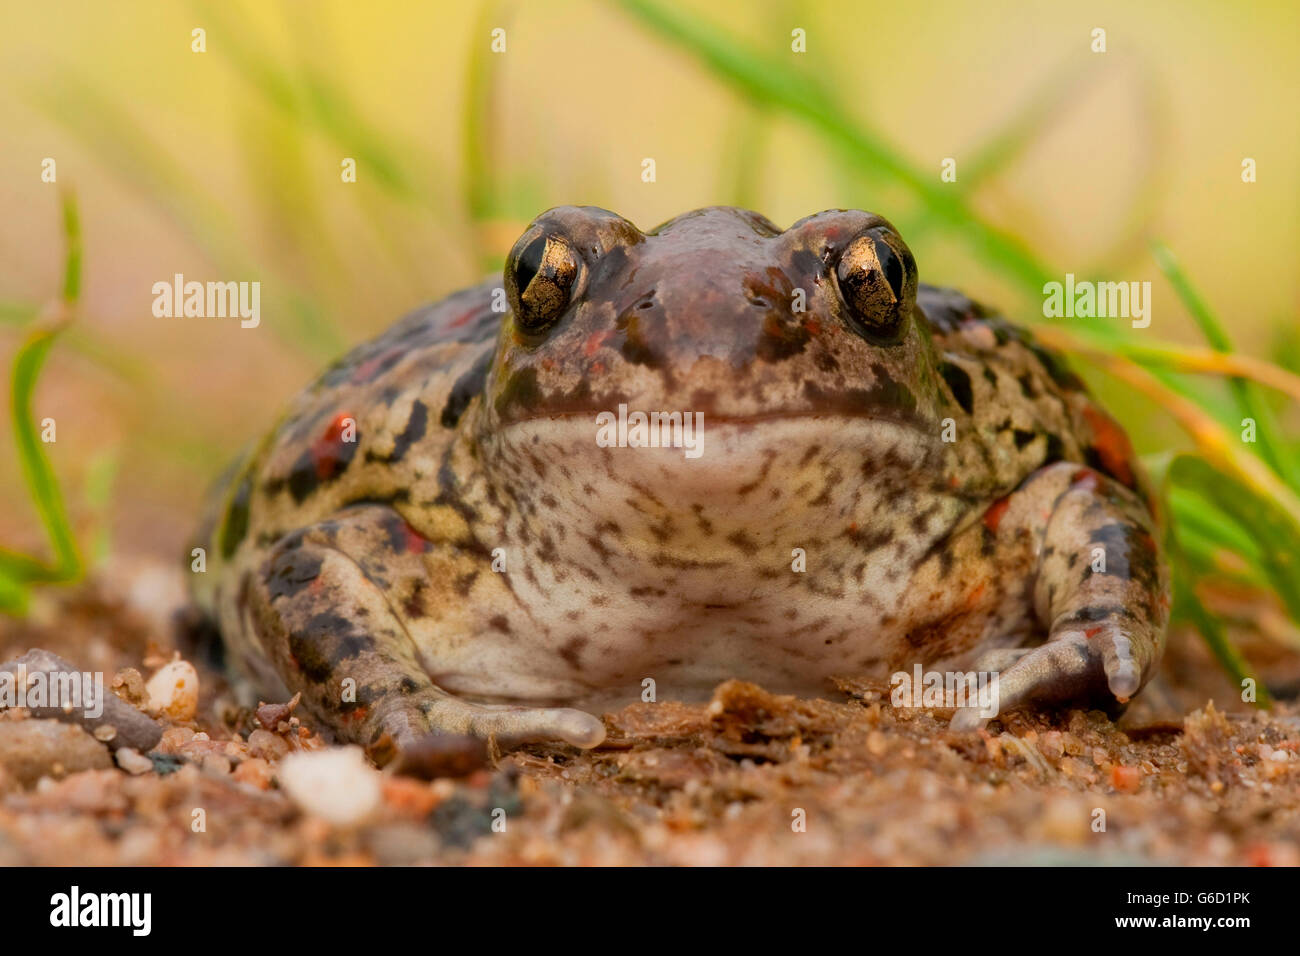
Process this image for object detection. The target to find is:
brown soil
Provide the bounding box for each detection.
[1,573,1298,866]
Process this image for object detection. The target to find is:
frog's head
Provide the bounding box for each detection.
[486,205,947,426]
[478,206,949,531]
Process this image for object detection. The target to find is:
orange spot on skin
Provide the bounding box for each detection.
[948,475,961,489]
[963,582,987,609]
[983,497,1011,533]
[1083,625,1105,639]
[1071,468,1099,491]
[311,412,355,480]
[804,318,822,335]
[403,524,430,554]
[583,329,615,357]
[341,705,369,724]
[1082,404,1136,488]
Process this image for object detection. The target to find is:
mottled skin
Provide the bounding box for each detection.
[191,206,1169,757]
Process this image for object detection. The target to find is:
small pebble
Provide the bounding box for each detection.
[201,754,232,776]
[247,728,290,762]
[146,660,199,722]
[114,747,154,775]
[233,757,273,790]
[0,720,112,787]
[278,747,382,826]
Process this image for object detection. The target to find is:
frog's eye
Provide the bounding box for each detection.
[834,228,913,341]
[508,233,579,332]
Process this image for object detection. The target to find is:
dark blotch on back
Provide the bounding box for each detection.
[389,399,428,461]
[441,349,493,428]
[1023,338,1085,391]
[939,361,975,415]
[265,543,324,601]
[1012,428,1037,450]
[290,613,370,683]
[285,434,360,504]
[220,473,254,559]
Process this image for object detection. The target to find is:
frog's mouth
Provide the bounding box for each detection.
[494,406,930,449]
[492,412,933,496]
[494,397,930,429]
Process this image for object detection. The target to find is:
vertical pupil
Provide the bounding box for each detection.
[516,235,548,294]
[873,236,903,297]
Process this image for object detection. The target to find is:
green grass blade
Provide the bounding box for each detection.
[1169,487,1262,566]
[11,324,81,583]
[1,191,87,602]
[1151,240,1299,487]
[1170,454,1300,626]
[0,571,29,615]
[60,190,82,305]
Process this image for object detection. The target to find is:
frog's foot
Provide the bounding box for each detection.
[245,504,606,762]
[373,692,606,752]
[951,627,1137,731]
[951,464,1169,732]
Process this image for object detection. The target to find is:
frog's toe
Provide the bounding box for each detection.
[1095,625,1142,700]
[950,624,1148,731]
[949,707,989,733]
[464,703,607,749]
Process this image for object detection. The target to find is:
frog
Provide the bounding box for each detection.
[190,205,1169,760]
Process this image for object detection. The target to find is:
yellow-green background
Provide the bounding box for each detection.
[0,0,1296,566]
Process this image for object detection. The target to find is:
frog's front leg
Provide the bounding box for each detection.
[244,504,606,758]
[952,462,1169,730]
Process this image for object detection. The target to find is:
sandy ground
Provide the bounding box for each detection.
[0,565,1298,866]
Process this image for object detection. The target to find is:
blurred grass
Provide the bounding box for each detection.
[0,192,86,612]
[2,0,1298,707]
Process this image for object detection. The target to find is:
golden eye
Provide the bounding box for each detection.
[509,233,578,332]
[835,228,913,340]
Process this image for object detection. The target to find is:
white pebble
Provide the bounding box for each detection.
[146,660,200,721]
[277,747,382,826]
[115,747,154,775]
